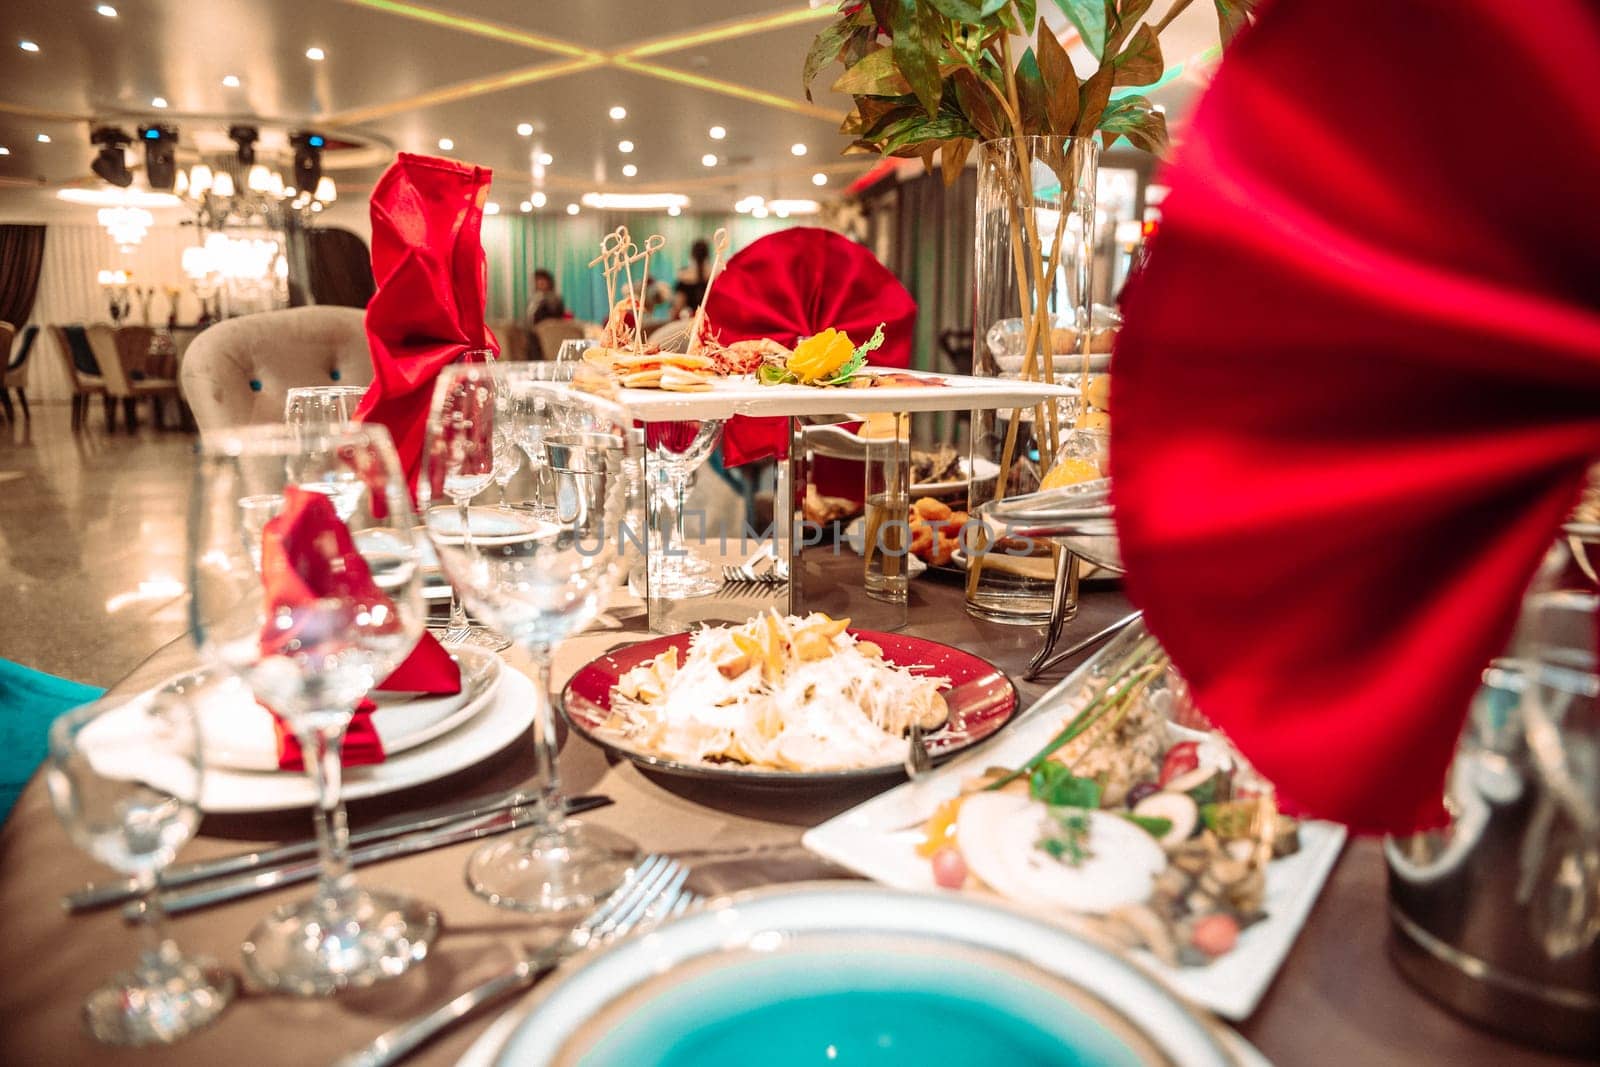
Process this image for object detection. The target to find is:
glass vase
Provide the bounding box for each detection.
[967,135,1100,624]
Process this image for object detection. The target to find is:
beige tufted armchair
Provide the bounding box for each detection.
[179,307,375,430]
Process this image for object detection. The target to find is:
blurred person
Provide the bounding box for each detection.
[525,268,566,327]
[671,238,712,318]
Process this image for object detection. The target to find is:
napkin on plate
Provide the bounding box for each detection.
[701,227,917,468]
[355,153,498,495]
[258,486,461,770]
[1109,0,1600,833]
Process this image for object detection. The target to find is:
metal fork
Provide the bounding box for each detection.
[333,855,690,1067]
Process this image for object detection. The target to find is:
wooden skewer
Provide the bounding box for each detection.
[686,227,731,356]
[637,234,666,350]
[589,228,628,313]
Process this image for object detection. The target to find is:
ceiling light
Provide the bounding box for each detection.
[151,97,168,109]
[305,46,325,60]
[438,137,454,151]
[174,169,188,196]
[668,205,681,216]
[580,192,690,211]
[484,201,500,215]
[229,124,259,164]
[187,162,213,195]
[701,153,717,167]
[790,143,807,156]
[752,205,769,218]
[622,163,637,177]
[19,41,40,53]
[0,147,10,156]
[768,198,820,216]
[291,131,324,193]
[247,164,272,193]
[139,124,178,189]
[314,175,336,203]
[516,122,533,136]
[268,171,284,197]
[536,151,553,166]
[519,200,532,212]
[609,106,626,120]
[96,4,118,15]
[211,170,235,197]
[57,187,181,208]
[222,74,240,87]
[565,203,580,215]
[618,140,634,153]
[531,191,547,208]
[90,126,133,188]
[36,133,51,143]
[708,125,726,140]
[775,208,788,218]
[812,172,827,186]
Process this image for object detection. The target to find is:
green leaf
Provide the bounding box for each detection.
[927,0,988,21]
[1118,0,1154,23]
[950,67,1004,141]
[1111,23,1163,87]
[757,364,796,386]
[940,137,974,185]
[1213,0,1260,46]
[803,21,855,101]
[1100,94,1166,152]
[1029,762,1104,808]
[1052,0,1107,60]
[889,0,944,118]
[1013,47,1049,136]
[1121,107,1168,153]
[1035,21,1079,135]
[1120,812,1173,839]
[1012,0,1039,26]
[832,47,911,96]
[878,113,979,156]
[1075,61,1114,137]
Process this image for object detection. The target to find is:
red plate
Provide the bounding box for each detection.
[560,629,1019,786]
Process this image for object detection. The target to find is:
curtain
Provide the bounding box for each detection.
[0,225,47,331]
[304,227,376,308]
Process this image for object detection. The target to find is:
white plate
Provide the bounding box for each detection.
[914,455,999,496]
[466,884,1234,1067]
[111,663,535,813]
[841,516,928,578]
[802,631,1346,1021]
[195,646,502,771]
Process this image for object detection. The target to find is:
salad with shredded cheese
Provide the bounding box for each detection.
[601,611,949,771]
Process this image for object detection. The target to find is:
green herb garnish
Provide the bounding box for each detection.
[1120,813,1174,840]
[1036,807,1095,867]
[1029,762,1103,809]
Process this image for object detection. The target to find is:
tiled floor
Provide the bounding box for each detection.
[0,401,195,687]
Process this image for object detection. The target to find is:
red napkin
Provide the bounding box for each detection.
[356,153,498,496]
[701,227,916,468]
[258,486,461,770]
[1109,0,1600,833]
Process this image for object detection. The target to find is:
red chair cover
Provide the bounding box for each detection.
[356,153,498,495]
[702,227,917,467]
[1110,0,1600,833]
[258,486,461,770]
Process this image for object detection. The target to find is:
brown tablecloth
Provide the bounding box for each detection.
[0,574,1582,1066]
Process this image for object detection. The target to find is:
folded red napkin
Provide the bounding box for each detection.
[258,485,461,770]
[1109,0,1600,833]
[701,227,916,468]
[355,153,498,496]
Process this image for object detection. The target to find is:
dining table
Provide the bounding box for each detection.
[0,552,1586,1067]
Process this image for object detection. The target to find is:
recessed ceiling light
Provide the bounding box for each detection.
[812,172,827,186]
[667,205,681,216]
[96,4,118,16]
[565,203,580,215]
[701,153,717,167]
[222,74,240,87]
[790,143,807,157]
[581,192,689,211]
[618,140,634,154]
[531,191,547,208]
[516,122,533,136]
[621,163,637,177]
[775,208,789,218]
[752,205,769,218]
[151,96,168,108]
[19,40,40,53]
[484,201,500,214]
[536,151,553,166]
[708,125,726,140]
[608,106,626,120]
[438,137,454,151]
[519,200,532,212]
[36,133,51,143]
[305,46,325,60]
[0,146,9,156]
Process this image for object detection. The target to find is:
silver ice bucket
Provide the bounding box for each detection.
[1386,530,1600,1053]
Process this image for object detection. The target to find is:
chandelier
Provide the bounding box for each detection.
[181,157,335,231]
[97,205,154,249]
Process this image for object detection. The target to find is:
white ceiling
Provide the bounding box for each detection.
[0,0,1222,220]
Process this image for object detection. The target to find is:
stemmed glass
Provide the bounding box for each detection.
[188,422,440,996]
[509,361,579,518]
[492,428,523,508]
[46,690,234,1045]
[640,418,725,596]
[284,385,367,427]
[421,364,642,913]
[427,403,514,651]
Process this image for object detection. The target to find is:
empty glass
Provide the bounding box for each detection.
[46,691,234,1045]
[188,422,439,996]
[284,385,367,428]
[421,364,642,913]
[640,418,725,597]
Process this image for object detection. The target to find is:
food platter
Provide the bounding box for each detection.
[560,628,1018,787]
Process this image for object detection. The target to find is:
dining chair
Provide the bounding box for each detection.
[85,324,180,431]
[178,306,373,430]
[0,323,36,422]
[48,325,111,431]
[532,317,586,361]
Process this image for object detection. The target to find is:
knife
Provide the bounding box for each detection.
[125,795,613,919]
[65,792,608,914]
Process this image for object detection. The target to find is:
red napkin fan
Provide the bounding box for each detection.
[258,486,461,770]
[702,227,917,467]
[1110,0,1600,833]
[356,153,498,495]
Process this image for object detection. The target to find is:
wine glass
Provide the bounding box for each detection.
[188,422,440,996]
[46,690,234,1045]
[553,337,594,378]
[508,361,580,518]
[492,428,523,508]
[421,364,642,913]
[284,385,367,427]
[639,418,725,596]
